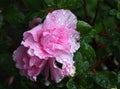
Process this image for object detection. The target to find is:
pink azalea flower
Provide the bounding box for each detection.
[13,9,80,83]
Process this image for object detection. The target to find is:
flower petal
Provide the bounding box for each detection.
[44,58,64,83]
[13,46,27,69]
[56,54,76,76]
[43,9,77,30]
[44,54,76,83]
[23,24,43,42]
[22,31,50,59]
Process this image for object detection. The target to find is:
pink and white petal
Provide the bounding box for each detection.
[50,66,64,83]
[23,55,30,69]
[21,36,50,59]
[13,46,27,69]
[34,58,47,68]
[43,9,77,30]
[29,56,47,69]
[56,54,76,76]
[69,32,80,53]
[23,24,43,42]
[23,55,47,81]
[56,53,74,65]
[48,55,75,83]
[49,58,64,83]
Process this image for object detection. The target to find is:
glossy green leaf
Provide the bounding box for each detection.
[80,41,96,63]
[74,52,90,75]
[95,72,117,88]
[77,20,92,36]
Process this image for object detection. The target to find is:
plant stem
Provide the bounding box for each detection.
[82,0,90,23]
[92,0,102,26]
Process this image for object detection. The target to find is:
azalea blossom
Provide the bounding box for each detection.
[13,9,80,83]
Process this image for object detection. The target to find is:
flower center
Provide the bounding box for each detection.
[40,27,71,55]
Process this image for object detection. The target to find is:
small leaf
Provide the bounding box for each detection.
[74,52,90,75]
[80,41,96,64]
[82,29,97,43]
[77,20,92,36]
[117,12,120,19]
[118,1,120,11]
[94,72,117,88]
[66,79,77,89]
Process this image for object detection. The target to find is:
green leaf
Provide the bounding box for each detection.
[117,12,120,19]
[74,41,96,75]
[77,20,92,36]
[118,1,120,11]
[94,72,117,89]
[77,20,97,43]
[82,29,97,43]
[118,72,120,84]
[66,79,77,89]
[80,41,96,64]
[74,52,90,75]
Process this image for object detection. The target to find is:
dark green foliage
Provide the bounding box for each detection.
[3,5,25,27]
[94,72,117,88]
[77,20,92,36]
[0,0,120,89]
[0,15,3,29]
[67,79,77,89]
[22,0,47,10]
